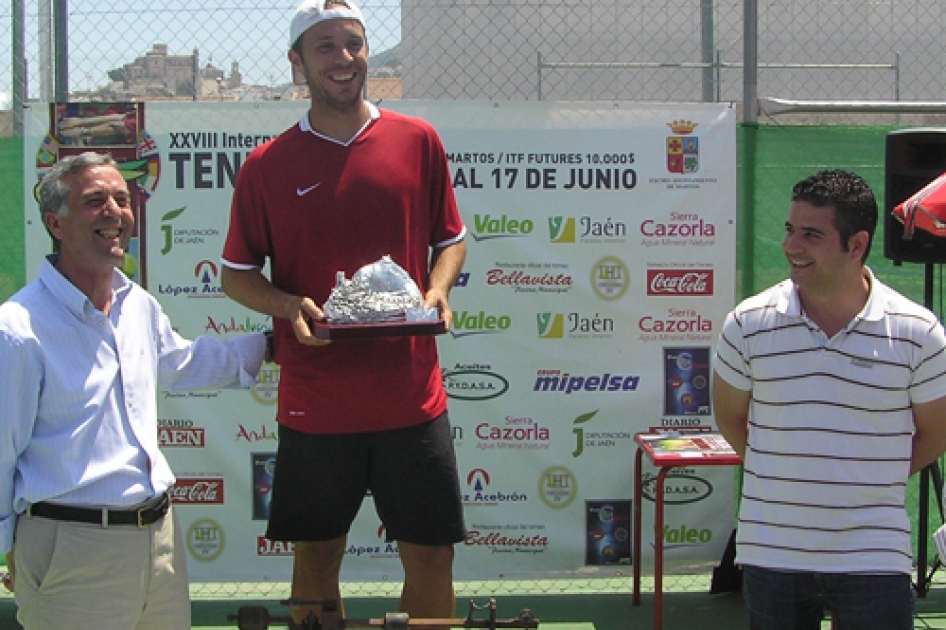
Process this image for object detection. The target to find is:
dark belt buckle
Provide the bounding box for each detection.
[137,492,168,528]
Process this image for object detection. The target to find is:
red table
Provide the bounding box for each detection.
[632,432,742,630]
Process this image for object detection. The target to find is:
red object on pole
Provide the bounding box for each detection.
[893,172,946,239]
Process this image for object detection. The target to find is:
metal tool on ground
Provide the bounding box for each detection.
[228,597,539,630]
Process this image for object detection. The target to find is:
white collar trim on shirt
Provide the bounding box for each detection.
[777,266,883,323]
[298,102,380,147]
[40,254,132,321]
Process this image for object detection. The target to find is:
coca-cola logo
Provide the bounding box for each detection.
[170,478,224,504]
[646,270,714,296]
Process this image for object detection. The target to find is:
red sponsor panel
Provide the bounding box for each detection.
[646,269,713,296]
[158,426,205,447]
[170,478,224,504]
[257,536,295,556]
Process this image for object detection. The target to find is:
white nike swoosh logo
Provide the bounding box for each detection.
[296,183,321,196]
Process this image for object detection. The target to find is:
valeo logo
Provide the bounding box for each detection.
[549,216,575,243]
[536,312,564,339]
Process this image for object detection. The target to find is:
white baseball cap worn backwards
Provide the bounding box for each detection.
[289,0,365,48]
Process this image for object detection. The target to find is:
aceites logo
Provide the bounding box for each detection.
[441,363,509,402]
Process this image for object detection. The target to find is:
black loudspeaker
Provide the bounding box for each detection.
[885,129,946,264]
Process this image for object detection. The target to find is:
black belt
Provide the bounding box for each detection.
[28,492,171,528]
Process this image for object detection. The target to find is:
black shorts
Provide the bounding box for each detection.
[266,413,467,546]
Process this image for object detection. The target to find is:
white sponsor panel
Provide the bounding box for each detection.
[24,101,737,582]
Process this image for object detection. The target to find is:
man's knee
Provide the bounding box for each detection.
[294,538,347,572]
[399,542,455,575]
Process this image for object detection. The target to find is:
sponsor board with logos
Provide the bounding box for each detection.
[23,101,736,581]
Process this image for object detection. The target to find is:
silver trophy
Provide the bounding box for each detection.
[323,256,438,324]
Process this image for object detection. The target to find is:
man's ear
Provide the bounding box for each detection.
[43,211,63,240]
[848,230,870,261]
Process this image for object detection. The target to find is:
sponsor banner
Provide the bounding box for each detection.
[24,101,737,581]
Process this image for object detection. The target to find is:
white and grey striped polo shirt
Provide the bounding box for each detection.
[715,267,946,575]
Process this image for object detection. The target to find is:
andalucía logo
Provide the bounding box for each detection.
[204,314,271,334]
[667,119,699,174]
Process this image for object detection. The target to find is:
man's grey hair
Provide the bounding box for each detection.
[38,152,120,219]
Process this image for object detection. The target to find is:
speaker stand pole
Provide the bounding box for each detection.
[917,263,944,597]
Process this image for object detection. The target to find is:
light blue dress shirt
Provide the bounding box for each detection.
[0,256,266,552]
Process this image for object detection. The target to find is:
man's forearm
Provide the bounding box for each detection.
[428,240,467,294]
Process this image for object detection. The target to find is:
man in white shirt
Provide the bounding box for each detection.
[0,152,268,630]
[714,169,946,629]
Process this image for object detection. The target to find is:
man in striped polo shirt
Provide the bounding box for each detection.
[714,169,946,630]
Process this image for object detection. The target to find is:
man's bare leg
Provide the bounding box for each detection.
[290,537,347,627]
[398,541,456,629]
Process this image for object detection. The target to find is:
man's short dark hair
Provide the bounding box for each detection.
[791,169,878,263]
